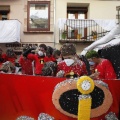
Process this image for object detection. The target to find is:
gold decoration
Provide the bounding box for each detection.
[77,76,95,94]
[70,71,74,79]
[77,76,94,120]
[40,58,44,64]
[70,71,74,76]
[78,95,92,120]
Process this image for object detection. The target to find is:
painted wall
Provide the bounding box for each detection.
[89,1,119,19]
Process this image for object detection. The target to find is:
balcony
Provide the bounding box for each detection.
[58,19,116,43]
[116,6,120,24]
[0,19,21,43]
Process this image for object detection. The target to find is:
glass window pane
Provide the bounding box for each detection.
[78,13,85,19]
[28,1,50,31]
[68,13,75,19]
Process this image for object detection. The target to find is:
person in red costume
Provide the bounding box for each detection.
[46,46,56,62]
[19,46,33,75]
[0,47,7,67]
[23,44,52,75]
[85,50,117,80]
[56,43,87,78]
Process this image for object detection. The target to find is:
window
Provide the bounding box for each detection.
[67,7,88,39]
[1,12,8,20]
[27,1,50,31]
[0,5,10,20]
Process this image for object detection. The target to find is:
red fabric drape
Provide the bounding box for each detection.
[0,73,120,120]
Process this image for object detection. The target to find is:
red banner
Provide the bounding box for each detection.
[0,73,120,120]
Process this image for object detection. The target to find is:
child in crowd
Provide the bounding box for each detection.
[86,50,117,80]
[6,48,17,64]
[46,46,55,61]
[19,45,34,75]
[41,61,57,76]
[0,47,7,67]
[0,61,15,73]
[23,44,54,75]
[52,49,63,64]
[56,43,87,78]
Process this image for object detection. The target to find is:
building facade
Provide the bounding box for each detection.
[0,0,119,54]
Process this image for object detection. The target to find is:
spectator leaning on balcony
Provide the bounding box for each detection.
[85,50,117,80]
[56,43,87,78]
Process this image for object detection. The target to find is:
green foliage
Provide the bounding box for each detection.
[85,50,99,59]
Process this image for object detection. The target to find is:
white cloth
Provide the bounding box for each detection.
[58,18,66,30]
[94,19,116,31]
[58,18,116,31]
[94,38,120,51]
[0,20,21,43]
[80,24,120,55]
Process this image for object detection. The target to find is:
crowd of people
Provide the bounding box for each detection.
[0,43,117,80]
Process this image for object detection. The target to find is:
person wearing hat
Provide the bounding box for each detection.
[85,50,117,80]
[56,43,87,78]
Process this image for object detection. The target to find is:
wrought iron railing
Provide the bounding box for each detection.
[59,19,109,42]
[116,6,120,24]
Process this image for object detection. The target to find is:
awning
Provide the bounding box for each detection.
[0,20,21,43]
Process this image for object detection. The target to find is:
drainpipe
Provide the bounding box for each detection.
[53,0,56,48]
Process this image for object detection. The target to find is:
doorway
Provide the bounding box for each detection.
[67,5,88,39]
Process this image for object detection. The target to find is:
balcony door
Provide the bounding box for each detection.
[67,7,87,39]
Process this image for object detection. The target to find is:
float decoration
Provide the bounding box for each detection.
[77,76,95,120]
[105,112,118,120]
[38,113,55,120]
[16,116,34,120]
[52,76,113,119]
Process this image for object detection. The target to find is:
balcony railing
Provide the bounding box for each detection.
[59,19,116,43]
